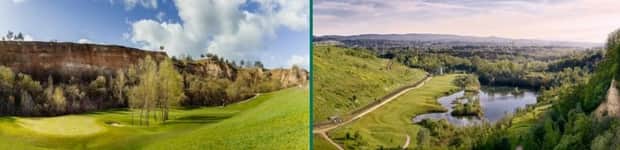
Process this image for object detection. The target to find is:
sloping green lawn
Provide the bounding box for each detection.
[313,45,427,122]
[0,87,309,150]
[328,75,461,149]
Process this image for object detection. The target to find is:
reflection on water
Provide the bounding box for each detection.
[412,86,538,126]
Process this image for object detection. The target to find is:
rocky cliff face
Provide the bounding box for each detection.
[594,80,620,119]
[266,67,309,88]
[0,41,167,81]
[0,41,308,87]
[176,57,237,80]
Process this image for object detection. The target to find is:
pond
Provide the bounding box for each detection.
[412,86,538,126]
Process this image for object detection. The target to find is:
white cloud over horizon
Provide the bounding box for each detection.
[129,0,309,64]
[314,0,620,43]
[287,54,309,69]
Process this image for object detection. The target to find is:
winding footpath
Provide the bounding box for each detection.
[402,135,411,149]
[313,76,432,150]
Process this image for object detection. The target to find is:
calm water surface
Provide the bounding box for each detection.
[412,86,538,126]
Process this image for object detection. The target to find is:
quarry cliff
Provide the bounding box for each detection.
[0,41,308,87]
[0,41,167,81]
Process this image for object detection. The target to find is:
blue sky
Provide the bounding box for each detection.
[314,0,620,43]
[0,0,309,69]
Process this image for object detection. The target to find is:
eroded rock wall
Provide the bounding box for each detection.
[0,41,167,81]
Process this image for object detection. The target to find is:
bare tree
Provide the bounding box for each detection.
[6,31,13,40]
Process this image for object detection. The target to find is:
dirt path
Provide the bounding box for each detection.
[402,135,411,149]
[313,76,432,149]
[318,132,344,150]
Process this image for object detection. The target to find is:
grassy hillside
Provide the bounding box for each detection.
[313,45,427,122]
[0,87,308,150]
[328,74,461,149]
[313,134,339,150]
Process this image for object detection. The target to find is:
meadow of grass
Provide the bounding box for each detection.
[313,45,427,122]
[313,134,339,150]
[505,104,552,144]
[0,87,308,150]
[328,74,461,149]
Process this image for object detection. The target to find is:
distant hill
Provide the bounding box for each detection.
[315,33,602,48]
[313,45,427,122]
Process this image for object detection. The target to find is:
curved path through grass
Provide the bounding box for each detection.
[313,76,432,149]
[314,75,463,149]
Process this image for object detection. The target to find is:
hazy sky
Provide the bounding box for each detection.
[0,0,309,69]
[314,0,620,43]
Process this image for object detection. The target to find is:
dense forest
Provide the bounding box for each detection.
[387,49,600,88]
[0,53,307,117]
[408,29,620,149]
[316,34,602,89]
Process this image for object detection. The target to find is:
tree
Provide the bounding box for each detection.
[0,66,15,114]
[52,87,66,113]
[254,61,264,69]
[15,32,24,41]
[112,70,127,105]
[157,58,184,121]
[89,76,108,108]
[64,84,84,113]
[129,56,158,125]
[416,128,431,150]
[5,31,13,40]
[16,73,41,116]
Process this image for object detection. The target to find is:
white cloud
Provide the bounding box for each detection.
[111,0,158,10]
[12,0,25,3]
[23,34,33,41]
[156,11,165,21]
[287,54,309,69]
[77,38,104,44]
[129,0,309,61]
[78,38,93,44]
[314,0,620,43]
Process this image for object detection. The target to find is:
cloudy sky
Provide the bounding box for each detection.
[314,0,620,43]
[0,0,309,69]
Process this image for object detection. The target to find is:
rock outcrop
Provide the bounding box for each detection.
[176,57,237,80]
[266,67,309,88]
[0,41,167,81]
[0,41,308,87]
[594,80,620,118]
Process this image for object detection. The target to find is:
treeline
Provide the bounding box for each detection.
[0,66,126,116]
[387,49,601,89]
[0,54,306,117]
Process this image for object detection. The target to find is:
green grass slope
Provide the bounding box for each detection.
[0,87,308,150]
[143,87,309,150]
[313,45,427,122]
[329,74,461,149]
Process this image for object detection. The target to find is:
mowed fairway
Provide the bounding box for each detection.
[313,45,427,122]
[328,75,461,149]
[0,87,309,150]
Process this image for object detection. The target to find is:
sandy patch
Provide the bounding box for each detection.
[17,116,105,136]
